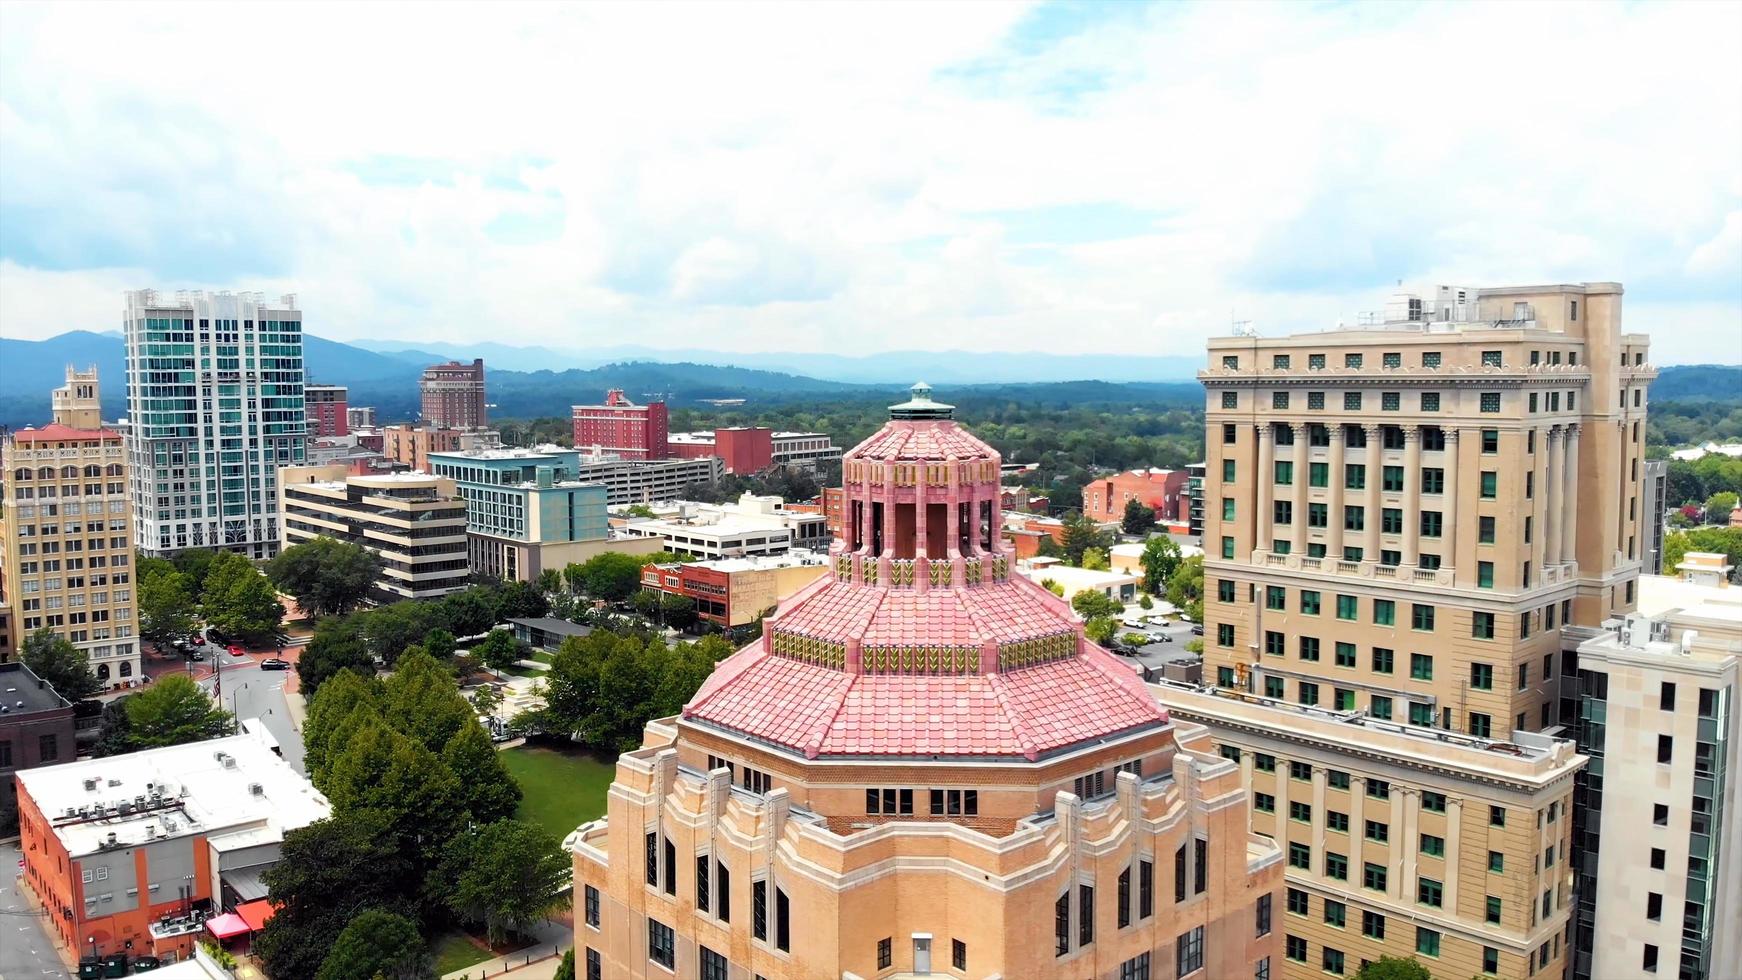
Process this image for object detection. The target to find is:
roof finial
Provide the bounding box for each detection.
[889,381,953,420]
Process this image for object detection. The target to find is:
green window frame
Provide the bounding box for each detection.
[1217,623,1235,647]
[1382,465,1404,491]
[1324,896,1346,923]
[1408,701,1434,726]
[1336,594,1358,620]
[1288,843,1311,870]
[1264,676,1285,698]
[1217,579,1236,603]
[1274,460,1293,485]
[1300,591,1321,615]
[1485,895,1502,924]
[1309,462,1329,487]
[1382,508,1402,534]
[1421,834,1445,857]
[1371,647,1394,673]
[1222,536,1235,559]
[1254,753,1275,772]
[1412,604,1435,631]
[1417,878,1443,908]
[1381,391,1400,411]
[1265,631,1285,656]
[1344,391,1362,410]
[1273,391,1289,409]
[1223,498,1236,521]
[1479,515,1496,543]
[1471,663,1493,690]
[1480,471,1497,498]
[1334,688,1355,710]
[1416,927,1440,957]
[1334,642,1356,667]
[1478,561,1494,589]
[1253,792,1275,813]
[1298,681,1318,706]
[1421,392,1439,411]
[1299,637,1320,662]
[1369,695,1392,720]
[1421,791,1446,813]
[1488,851,1504,873]
[1421,467,1444,494]
[1308,502,1328,528]
[1267,586,1286,610]
[1473,612,1496,639]
[1410,653,1434,680]
[1344,464,1365,490]
[1289,801,1312,823]
[1326,811,1349,833]
[1363,863,1387,892]
[1327,770,1350,790]
[1373,600,1395,626]
[1222,459,1236,482]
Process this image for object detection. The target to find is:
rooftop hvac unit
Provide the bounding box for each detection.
[248,783,264,796]
[83,778,99,791]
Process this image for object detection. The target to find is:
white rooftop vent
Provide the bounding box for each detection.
[248,783,264,797]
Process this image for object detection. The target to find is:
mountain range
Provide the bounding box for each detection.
[2,329,1737,430]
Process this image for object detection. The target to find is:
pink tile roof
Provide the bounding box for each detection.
[685,649,1166,760]
[771,577,1076,649]
[846,420,997,462]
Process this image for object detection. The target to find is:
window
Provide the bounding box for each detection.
[1345,353,1362,368]
[1301,591,1321,615]
[1480,392,1501,412]
[1194,838,1207,895]
[1274,354,1291,369]
[1256,894,1272,936]
[1660,682,1676,710]
[1286,935,1307,963]
[1120,953,1152,980]
[648,919,676,969]
[1265,631,1284,657]
[696,856,711,912]
[1370,695,1392,720]
[1345,464,1365,490]
[1471,663,1493,690]
[1653,804,1668,826]
[1473,611,1495,638]
[1255,753,1276,772]
[1223,459,1236,482]
[1344,392,1362,411]
[1308,460,1330,487]
[1483,947,1499,976]
[1325,853,1348,881]
[1300,638,1320,662]
[1469,712,1492,738]
[716,860,731,922]
[1657,734,1673,763]
[1373,600,1395,626]
[1308,391,1325,410]
[1489,851,1504,873]
[1650,847,1665,870]
[1273,391,1290,410]
[1412,604,1435,631]
[1335,642,1356,668]
[1056,892,1070,956]
[664,840,676,894]
[1485,895,1502,924]
[1223,498,1236,521]
[775,886,790,951]
[1275,460,1294,485]
[586,948,602,980]
[1647,892,1662,920]
[1289,842,1311,870]
[1326,769,1350,790]
[1363,863,1387,892]
[1382,391,1399,411]
[929,788,978,815]
[1222,391,1239,409]
[1177,926,1204,976]
[866,788,914,815]
[1643,945,1659,974]
[878,938,892,969]
[584,885,600,928]
[953,939,967,971]
[700,947,728,980]
[1219,623,1235,647]
[1118,867,1132,928]
[1416,927,1441,957]
[1298,681,1319,706]
[1367,779,1390,800]
[1410,653,1433,680]
[1481,471,1497,498]
[1139,859,1154,918]
[1327,811,1349,833]
[1222,536,1235,560]
[1253,792,1275,813]
[1218,579,1236,603]
[1267,585,1286,610]
[1421,791,1446,813]
[1490,805,1507,828]
[1223,356,1239,369]
[645,833,659,886]
[752,880,767,940]
[1343,506,1364,532]
[1420,833,1444,858]
[1079,884,1095,945]
[1323,948,1345,976]
[1308,502,1328,528]
[1421,467,1444,494]
[1287,888,1309,915]
[1408,701,1434,727]
[1290,801,1313,823]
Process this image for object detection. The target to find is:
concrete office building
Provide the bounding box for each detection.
[303,384,348,438]
[420,358,488,429]
[345,405,376,429]
[124,290,306,558]
[1186,462,1206,540]
[427,447,665,582]
[570,385,1282,980]
[1,367,141,685]
[278,465,471,601]
[15,730,329,965]
[381,423,501,473]
[1197,282,1654,979]
[1566,570,1741,980]
[1641,459,1669,575]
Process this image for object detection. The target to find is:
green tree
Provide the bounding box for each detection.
[537,567,563,595]
[381,650,472,754]
[363,601,439,666]
[124,675,234,748]
[1165,553,1205,622]
[1352,956,1433,980]
[267,536,384,617]
[473,628,529,670]
[298,615,377,698]
[138,565,197,643]
[1071,589,1124,620]
[21,629,101,700]
[200,551,285,645]
[624,503,657,518]
[324,723,469,865]
[1705,491,1739,525]
[315,909,429,980]
[438,587,500,638]
[1084,616,1119,646]
[442,722,522,825]
[1060,512,1113,565]
[440,820,569,945]
[578,552,652,602]
[552,948,576,980]
[1662,527,1742,582]
[170,548,220,595]
[469,683,504,717]
[496,579,550,619]
[1080,547,1110,571]
[1041,578,1065,598]
[630,589,661,618]
[1121,498,1156,535]
[302,668,383,780]
[422,627,457,660]
[93,696,133,758]
[659,592,698,629]
[256,810,418,980]
[1138,536,1183,595]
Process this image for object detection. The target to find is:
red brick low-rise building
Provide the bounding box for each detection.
[1082,468,1189,525]
[0,661,75,832]
[639,553,828,628]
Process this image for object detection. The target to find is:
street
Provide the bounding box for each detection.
[1,841,70,978]
[199,657,305,775]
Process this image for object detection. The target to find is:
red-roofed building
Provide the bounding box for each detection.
[572,383,1282,980]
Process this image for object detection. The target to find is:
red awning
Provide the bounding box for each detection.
[235,900,276,932]
[206,913,250,939]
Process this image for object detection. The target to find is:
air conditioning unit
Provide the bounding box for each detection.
[248,783,264,796]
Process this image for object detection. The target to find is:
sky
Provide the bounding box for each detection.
[1,1,1739,365]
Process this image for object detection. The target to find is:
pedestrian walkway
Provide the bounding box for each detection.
[440,918,571,980]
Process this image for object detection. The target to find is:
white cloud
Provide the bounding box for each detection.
[0,0,1737,365]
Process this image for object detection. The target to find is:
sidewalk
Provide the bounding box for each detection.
[441,919,571,980]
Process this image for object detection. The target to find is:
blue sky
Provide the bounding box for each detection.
[0,0,1738,364]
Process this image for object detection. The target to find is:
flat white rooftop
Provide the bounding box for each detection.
[16,730,330,857]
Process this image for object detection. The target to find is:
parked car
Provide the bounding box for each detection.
[1121,617,1149,629]
[260,658,291,671]
[1190,624,1204,636]
[187,650,205,662]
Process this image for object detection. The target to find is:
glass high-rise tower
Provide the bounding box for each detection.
[124,290,306,558]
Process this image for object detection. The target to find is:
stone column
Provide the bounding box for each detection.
[1327,425,1346,558]
[915,467,930,594]
[1544,426,1563,576]
[1391,789,1411,903]
[945,461,960,557]
[1401,426,1421,566]
[1442,428,1461,581]
[1256,424,1274,553]
[1444,797,1463,910]
[1363,425,1381,560]
[1292,424,1310,554]
[1311,768,1328,874]
[1561,424,1580,566]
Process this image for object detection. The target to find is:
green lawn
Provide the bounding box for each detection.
[498,663,545,677]
[529,651,555,664]
[501,744,617,839]
[431,930,495,975]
